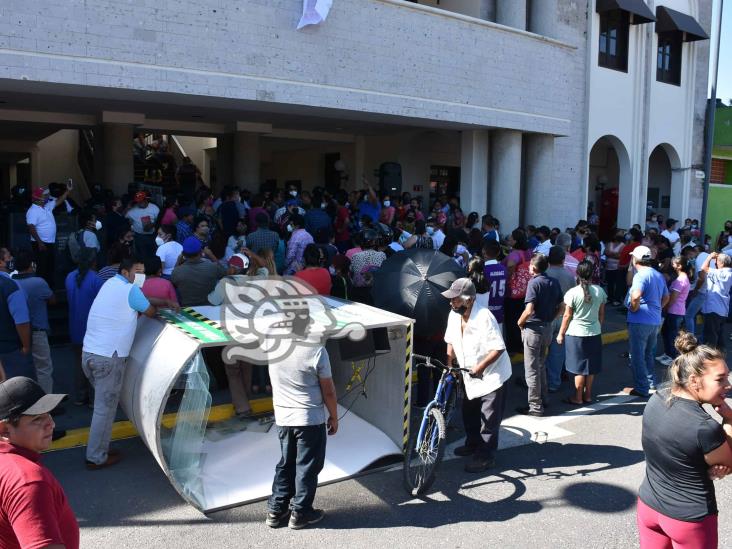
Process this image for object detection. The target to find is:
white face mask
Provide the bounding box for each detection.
[155,236,165,247]
[289,190,298,198]
[287,224,294,233]
[95,220,103,231]
[383,200,391,207]
[320,202,327,209]
[133,273,146,288]
[426,226,435,236]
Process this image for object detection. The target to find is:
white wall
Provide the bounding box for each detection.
[174,136,216,174]
[36,130,89,202]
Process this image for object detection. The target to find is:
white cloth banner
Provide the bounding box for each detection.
[297,0,333,29]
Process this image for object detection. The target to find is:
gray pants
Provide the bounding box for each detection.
[522,324,552,413]
[32,330,54,394]
[82,351,126,464]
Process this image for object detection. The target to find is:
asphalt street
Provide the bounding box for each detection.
[41,310,732,548]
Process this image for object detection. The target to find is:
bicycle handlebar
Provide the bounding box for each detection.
[412,353,471,373]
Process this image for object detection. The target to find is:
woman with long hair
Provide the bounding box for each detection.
[467,256,489,309]
[556,259,607,405]
[659,256,692,365]
[637,332,732,548]
[503,228,531,353]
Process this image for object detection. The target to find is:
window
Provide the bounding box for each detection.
[598,10,629,72]
[656,32,682,86]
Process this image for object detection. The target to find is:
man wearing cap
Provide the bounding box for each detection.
[0,248,34,380]
[126,191,160,260]
[0,377,79,549]
[82,256,162,469]
[626,245,669,398]
[443,278,511,472]
[26,185,69,286]
[172,236,225,307]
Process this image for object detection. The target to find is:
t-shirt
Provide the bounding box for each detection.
[65,269,105,345]
[141,277,178,304]
[359,200,381,225]
[534,239,551,256]
[618,241,640,268]
[269,345,332,426]
[25,201,57,244]
[627,267,669,325]
[702,268,732,317]
[546,265,575,295]
[294,268,332,295]
[524,273,562,327]
[639,392,726,522]
[668,275,690,316]
[483,260,507,323]
[156,240,183,276]
[0,442,79,549]
[126,203,160,234]
[12,274,53,331]
[171,258,225,307]
[564,284,607,337]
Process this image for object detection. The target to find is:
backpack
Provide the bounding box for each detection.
[67,230,92,264]
[508,251,532,300]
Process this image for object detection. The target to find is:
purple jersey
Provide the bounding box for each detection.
[483,261,507,323]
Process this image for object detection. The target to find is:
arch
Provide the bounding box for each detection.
[588,135,632,236]
[647,142,685,222]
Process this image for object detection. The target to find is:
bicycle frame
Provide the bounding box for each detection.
[414,369,459,452]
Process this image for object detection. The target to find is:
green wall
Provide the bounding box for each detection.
[706,185,732,245]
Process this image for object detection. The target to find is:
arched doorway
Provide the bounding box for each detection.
[646,143,683,224]
[588,135,632,239]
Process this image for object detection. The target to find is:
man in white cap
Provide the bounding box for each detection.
[0,376,78,549]
[442,278,512,473]
[626,245,669,398]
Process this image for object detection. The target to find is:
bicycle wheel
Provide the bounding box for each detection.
[403,407,447,496]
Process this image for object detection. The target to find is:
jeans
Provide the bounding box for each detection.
[684,292,705,339]
[703,313,727,351]
[0,348,35,380]
[661,314,682,359]
[522,324,552,413]
[545,319,565,390]
[32,241,56,289]
[628,323,660,395]
[268,424,327,514]
[82,351,126,464]
[461,384,507,460]
[31,330,54,393]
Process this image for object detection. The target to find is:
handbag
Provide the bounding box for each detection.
[508,251,532,300]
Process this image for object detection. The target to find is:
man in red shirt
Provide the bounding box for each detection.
[0,377,79,549]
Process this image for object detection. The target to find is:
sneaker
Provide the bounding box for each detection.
[516,406,544,417]
[453,445,477,457]
[655,354,670,362]
[85,453,121,470]
[465,457,496,473]
[288,509,324,530]
[628,389,650,399]
[660,356,674,366]
[265,509,291,528]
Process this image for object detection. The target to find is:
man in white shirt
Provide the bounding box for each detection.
[534,226,552,256]
[26,186,68,286]
[426,217,446,250]
[126,191,160,261]
[155,225,183,277]
[443,278,511,473]
[661,218,681,256]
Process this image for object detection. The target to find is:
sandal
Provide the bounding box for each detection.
[561,397,584,406]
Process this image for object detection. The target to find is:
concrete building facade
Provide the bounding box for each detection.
[0,0,712,232]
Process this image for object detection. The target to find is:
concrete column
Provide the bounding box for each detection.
[490,130,522,233]
[496,0,526,30]
[524,134,555,227]
[354,135,366,190]
[103,124,134,196]
[529,0,557,38]
[460,130,490,218]
[479,0,496,22]
[215,134,234,193]
[233,132,260,191]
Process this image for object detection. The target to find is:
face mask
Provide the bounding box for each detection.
[133,273,146,288]
[5,259,14,272]
[287,224,294,233]
[124,239,132,247]
[451,304,468,315]
[95,220,103,231]
[289,190,298,198]
[426,226,435,236]
[155,236,165,247]
[383,200,391,207]
[320,202,327,209]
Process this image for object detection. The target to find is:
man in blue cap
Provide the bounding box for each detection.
[171,236,225,306]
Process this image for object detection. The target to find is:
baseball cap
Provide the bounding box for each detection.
[228,253,250,270]
[31,187,47,200]
[441,277,476,299]
[182,236,202,254]
[134,191,149,203]
[0,377,66,420]
[631,245,652,260]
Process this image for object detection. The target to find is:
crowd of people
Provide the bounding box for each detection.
[2,169,732,544]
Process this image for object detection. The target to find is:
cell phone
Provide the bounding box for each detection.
[67,178,73,190]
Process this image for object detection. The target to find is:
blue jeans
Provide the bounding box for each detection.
[684,292,705,340]
[268,424,327,514]
[546,320,565,390]
[628,323,660,395]
[662,314,682,359]
[0,348,35,380]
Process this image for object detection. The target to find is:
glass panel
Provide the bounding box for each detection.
[600,34,607,54]
[610,37,616,56]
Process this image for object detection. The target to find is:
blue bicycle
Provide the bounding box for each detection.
[403,354,470,496]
